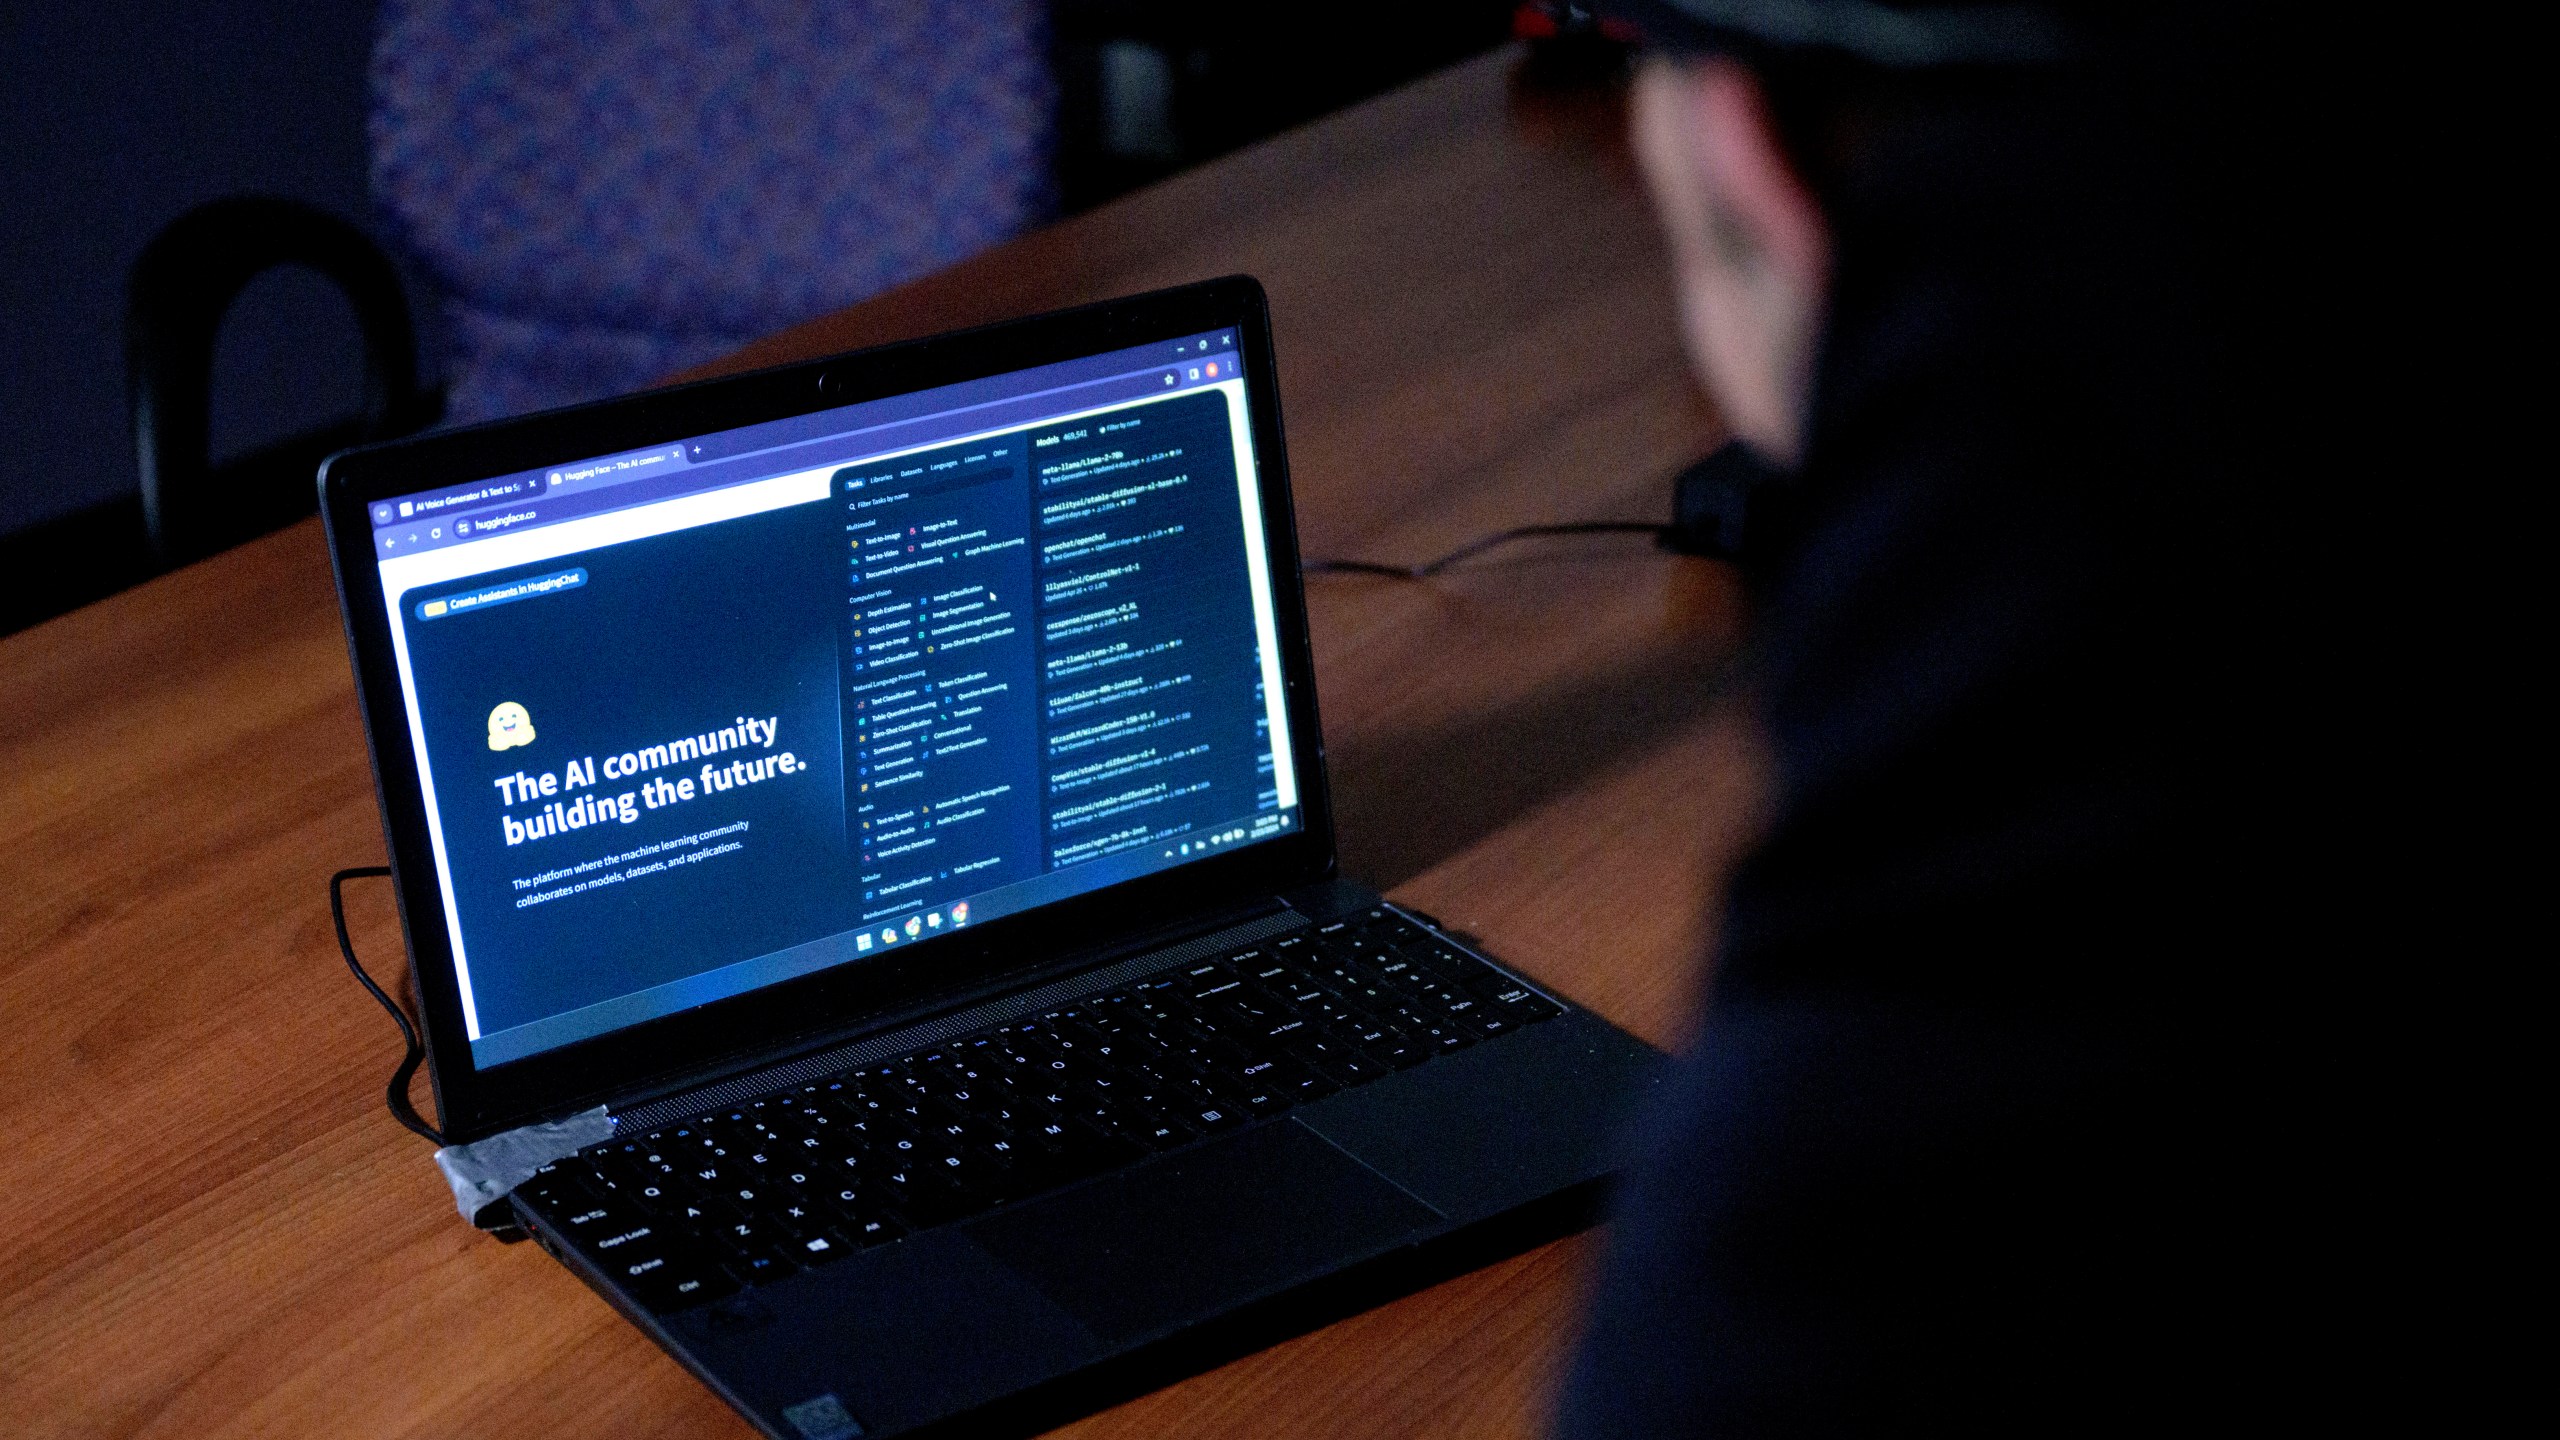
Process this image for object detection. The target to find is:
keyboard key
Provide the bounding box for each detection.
[1166,1069,1236,1110]
[876,1166,967,1226]
[668,1196,735,1228]
[1434,992,1496,1034]
[1320,973,1399,1014]
[548,1193,639,1244]
[515,1164,591,1215]
[770,1197,831,1238]
[587,1216,666,1258]
[1126,1120,1186,1151]
[1418,949,1486,985]
[1235,1083,1291,1116]
[1372,957,1437,994]
[618,1245,739,1312]
[726,1249,796,1286]
[794,1231,854,1266]
[1267,1057,1343,1100]
[1362,1028,1431,1069]
[1224,1053,1296,1088]
[1482,982,1566,1021]
[1408,1017,1474,1053]
[712,1214,787,1255]
[838,1211,906,1248]
[1288,1035,1386,1084]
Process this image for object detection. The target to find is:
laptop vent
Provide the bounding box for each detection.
[613,908,1308,1135]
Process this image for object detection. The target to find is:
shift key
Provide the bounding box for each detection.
[607,1242,736,1312]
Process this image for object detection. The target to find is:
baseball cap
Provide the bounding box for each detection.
[1598,0,2073,66]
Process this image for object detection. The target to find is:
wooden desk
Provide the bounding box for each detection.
[0,47,1759,1440]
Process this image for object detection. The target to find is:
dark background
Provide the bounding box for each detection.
[0,2,1513,576]
[2,2,401,541]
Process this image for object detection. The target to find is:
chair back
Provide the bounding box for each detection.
[372,0,1056,423]
[128,195,436,563]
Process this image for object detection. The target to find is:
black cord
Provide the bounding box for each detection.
[1303,521,1666,579]
[331,865,446,1147]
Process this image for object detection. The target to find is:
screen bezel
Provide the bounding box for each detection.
[320,277,1336,1142]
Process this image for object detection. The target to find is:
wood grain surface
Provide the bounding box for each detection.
[0,47,1761,1440]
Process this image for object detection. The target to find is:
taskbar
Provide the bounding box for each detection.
[469,806,1297,1069]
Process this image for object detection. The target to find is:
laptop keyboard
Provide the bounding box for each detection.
[514,907,1565,1313]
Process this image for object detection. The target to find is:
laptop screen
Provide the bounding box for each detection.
[366,329,1302,1068]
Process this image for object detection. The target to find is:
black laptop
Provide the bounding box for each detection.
[321,276,1662,1440]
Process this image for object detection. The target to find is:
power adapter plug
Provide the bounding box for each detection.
[1659,441,1776,560]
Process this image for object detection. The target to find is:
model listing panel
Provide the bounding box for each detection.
[835,387,1282,942]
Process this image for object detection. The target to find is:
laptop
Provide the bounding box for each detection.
[321,276,1663,1440]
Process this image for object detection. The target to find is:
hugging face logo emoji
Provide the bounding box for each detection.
[486,701,536,752]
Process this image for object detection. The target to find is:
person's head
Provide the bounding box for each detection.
[1611,1,2093,468]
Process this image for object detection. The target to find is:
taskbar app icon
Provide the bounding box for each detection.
[862,902,970,954]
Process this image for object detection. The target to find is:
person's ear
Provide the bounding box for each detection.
[1686,60,1829,300]
[1633,59,1831,465]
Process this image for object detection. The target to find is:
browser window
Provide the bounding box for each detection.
[369,330,1300,1067]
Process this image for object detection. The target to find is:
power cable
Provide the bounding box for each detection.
[1304,521,1667,579]
[1302,442,1779,578]
[331,865,446,1146]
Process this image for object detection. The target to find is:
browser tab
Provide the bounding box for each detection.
[372,475,541,528]
[545,443,689,493]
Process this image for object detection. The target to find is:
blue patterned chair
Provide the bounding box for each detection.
[372,0,1056,424]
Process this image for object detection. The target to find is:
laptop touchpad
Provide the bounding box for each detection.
[966,1119,1442,1344]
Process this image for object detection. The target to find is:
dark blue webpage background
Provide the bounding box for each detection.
[395,384,1288,1067]
[404,502,858,1045]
